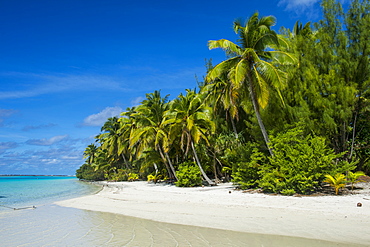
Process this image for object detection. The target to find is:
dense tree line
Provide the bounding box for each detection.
[77,0,369,195]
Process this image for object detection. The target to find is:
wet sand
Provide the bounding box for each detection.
[1,204,362,247]
[56,181,370,246]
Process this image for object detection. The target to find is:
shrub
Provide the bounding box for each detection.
[76,163,105,181]
[175,161,202,187]
[347,171,366,190]
[281,189,296,196]
[128,172,139,182]
[258,125,355,194]
[109,169,129,181]
[147,173,162,183]
[107,170,140,182]
[232,148,264,189]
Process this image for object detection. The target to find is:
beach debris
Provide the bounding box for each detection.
[14,206,37,210]
[229,191,231,194]
[357,202,362,207]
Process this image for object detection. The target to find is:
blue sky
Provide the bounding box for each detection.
[0,0,330,175]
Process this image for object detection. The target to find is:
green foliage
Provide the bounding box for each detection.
[232,148,265,189]
[324,173,347,195]
[128,172,139,182]
[147,173,163,183]
[280,189,296,196]
[76,163,105,181]
[76,1,370,191]
[106,169,140,182]
[258,125,355,194]
[108,169,129,182]
[175,162,202,187]
[347,171,366,190]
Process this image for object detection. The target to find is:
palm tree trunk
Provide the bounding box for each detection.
[157,144,178,181]
[190,140,215,185]
[165,152,178,181]
[228,111,238,138]
[121,153,131,170]
[213,153,219,182]
[349,111,358,161]
[157,144,173,179]
[153,163,159,174]
[248,81,274,156]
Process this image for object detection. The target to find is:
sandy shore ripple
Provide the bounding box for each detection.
[56,181,370,245]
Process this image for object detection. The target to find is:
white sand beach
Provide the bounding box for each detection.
[56,181,370,245]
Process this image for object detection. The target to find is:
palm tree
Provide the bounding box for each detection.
[346,171,365,190]
[129,91,178,180]
[324,173,347,195]
[98,117,131,170]
[167,89,216,185]
[206,12,295,156]
[83,143,99,165]
[201,71,241,138]
[90,148,112,179]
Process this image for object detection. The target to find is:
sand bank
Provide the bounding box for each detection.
[56,181,370,245]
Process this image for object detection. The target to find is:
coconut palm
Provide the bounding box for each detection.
[129,91,178,180]
[346,171,366,190]
[167,89,216,185]
[97,117,131,170]
[91,148,111,176]
[201,71,242,138]
[206,12,296,156]
[83,143,99,165]
[324,173,347,195]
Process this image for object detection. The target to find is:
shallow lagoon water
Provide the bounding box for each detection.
[0,176,100,210]
[0,176,365,246]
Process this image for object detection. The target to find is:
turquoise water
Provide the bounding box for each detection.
[0,176,99,210]
[0,177,366,246]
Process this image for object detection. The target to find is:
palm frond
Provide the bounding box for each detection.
[208,39,243,55]
[234,59,248,86]
[252,65,270,109]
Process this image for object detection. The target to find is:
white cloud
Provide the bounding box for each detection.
[0,72,129,100]
[22,123,57,131]
[0,144,85,175]
[0,65,204,100]
[0,109,17,124]
[278,0,320,10]
[0,142,18,150]
[131,96,144,106]
[26,135,68,146]
[82,106,123,126]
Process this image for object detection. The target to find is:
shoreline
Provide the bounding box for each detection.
[56,181,370,245]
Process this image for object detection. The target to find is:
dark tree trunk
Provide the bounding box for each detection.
[121,153,131,170]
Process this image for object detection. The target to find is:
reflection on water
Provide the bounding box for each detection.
[0,205,364,247]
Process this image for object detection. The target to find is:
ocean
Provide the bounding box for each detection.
[0,176,365,247]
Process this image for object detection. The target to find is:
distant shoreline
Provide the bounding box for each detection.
[0,174,75,177]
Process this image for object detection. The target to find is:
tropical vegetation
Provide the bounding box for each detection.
[76,0,369,195]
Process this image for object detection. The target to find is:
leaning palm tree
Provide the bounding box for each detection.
[206,12,296,156]
[167,89,216,185]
